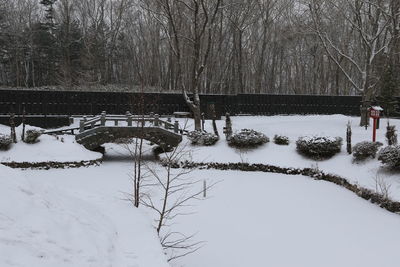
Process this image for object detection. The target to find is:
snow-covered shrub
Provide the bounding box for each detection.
[0,134,12,150]
[24,130,42,144]
[296,135,342,159]
[273,135,289,145]
[228,129,269,148]
[187,131,219,146]
[352,141,383,160]
[378,145,400,168]
[386,125,398,145]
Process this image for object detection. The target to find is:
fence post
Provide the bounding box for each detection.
[101,111,106,126]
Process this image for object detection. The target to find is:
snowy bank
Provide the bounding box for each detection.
[0,124,102,164]
[0,164,169,267]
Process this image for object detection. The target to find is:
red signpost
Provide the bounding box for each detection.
[369,107,382,142]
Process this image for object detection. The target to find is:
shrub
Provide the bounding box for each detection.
[0,134,12,150]
[296,135,342,159]
[352,141,383,160]
[24,130,42,144]
[273,135,289,145]
[187,131,219,146]
[228,129,269,148]
[378,145,400,168]
[386,124,398,145]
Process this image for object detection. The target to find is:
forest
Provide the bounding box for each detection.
[0,0,399,98]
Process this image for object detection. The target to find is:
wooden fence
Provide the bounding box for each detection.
[0,89,397,127]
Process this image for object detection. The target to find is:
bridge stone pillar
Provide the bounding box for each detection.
[174,121,179,133]
[126,111,133,126]
[80,116,87,132]
[154,114,159,126]
[101,111,106,126]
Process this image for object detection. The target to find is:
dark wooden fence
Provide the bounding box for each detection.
[0,89,396,128]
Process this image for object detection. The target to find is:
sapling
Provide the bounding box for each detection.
[141,144,217,261]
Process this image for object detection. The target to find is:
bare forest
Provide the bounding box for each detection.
[0,0,399,98]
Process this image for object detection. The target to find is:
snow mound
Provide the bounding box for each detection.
[0,165,169,267]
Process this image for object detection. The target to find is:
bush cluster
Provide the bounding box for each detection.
[187,131,219,146]
[378,145,400,168]
[228,129,269,148]
[296,135,342,159]
[0,134,12,150]
[273,135,289,145]
[352,141,383,161]
[24,130,42,144]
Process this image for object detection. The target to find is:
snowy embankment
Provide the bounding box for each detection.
[175,115,400,201]
[0,124,101,164]
[0,164,169,267]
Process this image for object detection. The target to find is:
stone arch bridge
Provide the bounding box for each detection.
[75,112,183,151]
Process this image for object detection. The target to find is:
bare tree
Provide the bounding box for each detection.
[143,0,222,130]
[308,0,396,126]
[141,144,216,261]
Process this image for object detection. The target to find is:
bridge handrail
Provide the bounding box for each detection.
[79,111,181,134]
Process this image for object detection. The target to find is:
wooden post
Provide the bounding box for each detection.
[174,121,179,133]
[154,114,160,126]
[100,111,106,126]
[21,105,26,142]
[9,113,16,143]
[346,121,352,154]
[201,112,205,131]
[203,180,207,198]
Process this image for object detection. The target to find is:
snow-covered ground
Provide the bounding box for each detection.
[4,161,400,267]
[0,124,101,163]
[174,170,400,267]
[1,114,400,267]
[0,164,169,267]
[175,115,400,201]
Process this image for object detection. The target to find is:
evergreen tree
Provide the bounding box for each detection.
[377,64,399,117]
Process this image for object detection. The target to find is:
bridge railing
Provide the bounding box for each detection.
[79,111,181,134]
